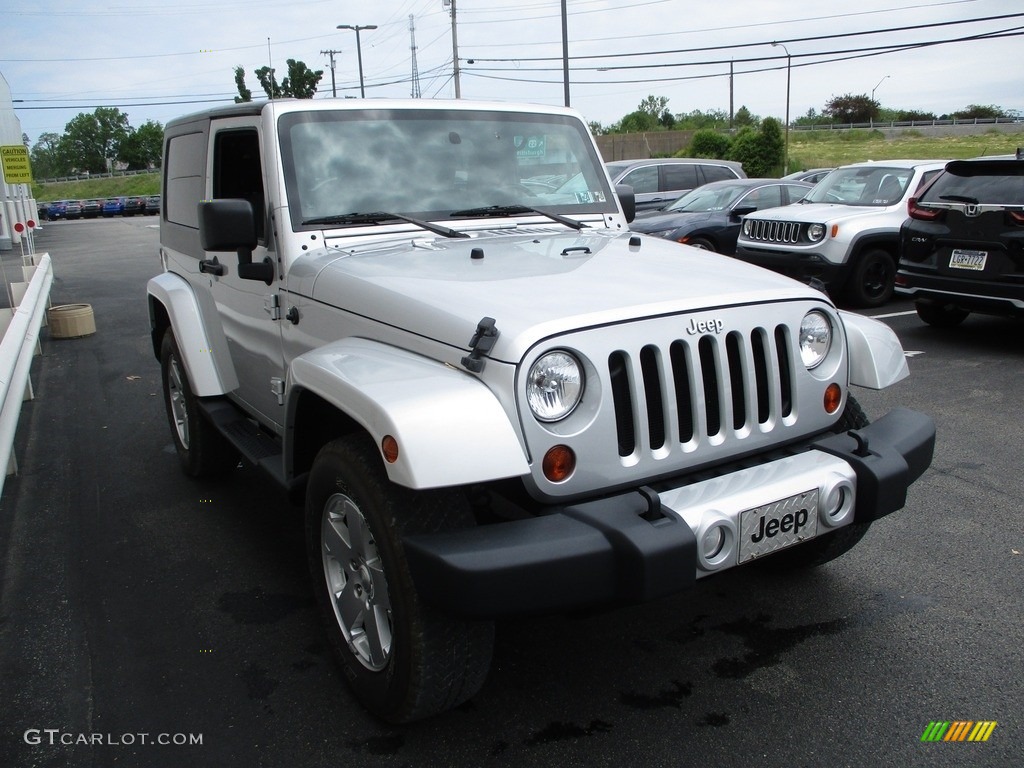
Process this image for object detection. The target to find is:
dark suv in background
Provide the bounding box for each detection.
[896,151,1024,326]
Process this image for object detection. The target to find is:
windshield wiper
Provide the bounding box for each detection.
[939,194,980,205]
[449,205,588,231]
[302,211,468,238]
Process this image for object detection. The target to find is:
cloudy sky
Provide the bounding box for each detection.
[4,0,1022,144]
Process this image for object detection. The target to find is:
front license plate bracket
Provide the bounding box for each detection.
[738,490,819,563]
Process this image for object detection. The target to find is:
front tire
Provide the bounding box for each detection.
[160,330,237,478]
[845,249,895,308]
[305,434,494,723]
[758,395,872,571]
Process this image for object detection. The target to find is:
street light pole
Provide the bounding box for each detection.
[337,24,377,98]
[772,42,791,176]
[870,75,889,127]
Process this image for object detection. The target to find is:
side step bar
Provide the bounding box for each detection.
[195,397,305,496]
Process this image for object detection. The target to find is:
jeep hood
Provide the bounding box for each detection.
[297,228,825,362]
[749,202,892,222]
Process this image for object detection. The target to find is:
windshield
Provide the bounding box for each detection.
[663,183,749,213]
[279,108,616,229]
[802,166,911,206]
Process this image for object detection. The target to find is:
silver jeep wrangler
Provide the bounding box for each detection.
[147,99,935,722]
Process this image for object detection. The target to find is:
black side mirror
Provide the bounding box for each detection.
[198,199,274,284]
[615,184,636,223]
[731,205,758,219]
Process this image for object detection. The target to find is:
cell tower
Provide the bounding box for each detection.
[409,15,421,99]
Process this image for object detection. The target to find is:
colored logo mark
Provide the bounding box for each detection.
[921,721,997,742]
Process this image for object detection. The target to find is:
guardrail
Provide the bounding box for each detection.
[792,117,1023,131]
[36,168,160,184]
[0,252,53,499]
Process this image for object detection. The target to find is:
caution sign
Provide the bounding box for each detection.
[1,145,33,183]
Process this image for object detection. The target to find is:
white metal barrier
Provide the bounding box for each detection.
[0,252,53,498]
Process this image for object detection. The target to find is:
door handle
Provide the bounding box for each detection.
[199,258,226,276]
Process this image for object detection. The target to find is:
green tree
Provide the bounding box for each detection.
[60,107,132,174]
[119,120,164,170]
[823,94,879,124]
[617,110,659,133]
[237,59,323,101]
[686,129,731,159]
[727,117,784,177]
[29,132,66,178]
[234,66,253,103]
[733,106,758,127]
[675,109,729,130]
[281,59,323,98]
[949,104,1008,120]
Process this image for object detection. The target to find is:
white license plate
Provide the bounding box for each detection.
[950,249,987,271]
[738,490,818,563]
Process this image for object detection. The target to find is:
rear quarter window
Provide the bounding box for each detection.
[164,131,207,228]
[701,164,740,183]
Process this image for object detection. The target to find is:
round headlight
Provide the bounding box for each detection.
[742,219,752,236]
[799,310,832,369]
[527,351,583,422]
[807,223,825,242]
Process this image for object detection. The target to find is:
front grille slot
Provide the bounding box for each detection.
[746,219,802,244]
[610,324,793,458]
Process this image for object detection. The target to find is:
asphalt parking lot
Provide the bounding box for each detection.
[0,217,1020,767]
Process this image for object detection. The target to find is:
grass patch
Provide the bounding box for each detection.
[33,172,160,202]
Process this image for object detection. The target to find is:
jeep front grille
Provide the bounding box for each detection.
[744,219,803,244]
[608,326,793,457]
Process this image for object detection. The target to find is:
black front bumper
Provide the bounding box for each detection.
[734,245,850,288]
[403,408,935,618]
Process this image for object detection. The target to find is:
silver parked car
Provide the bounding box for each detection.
[605,157,746,212]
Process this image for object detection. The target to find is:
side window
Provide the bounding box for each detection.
[916,169,941,192]
[621,165,659,194]
[701,164,739,183]
[660,163,698,192]
[213,129,265,240]
[164,131,206,228]
[740,186,782,211]
[783,184,809,204]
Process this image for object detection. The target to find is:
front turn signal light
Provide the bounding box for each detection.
[542,445,576,483]
[824,383,842,414]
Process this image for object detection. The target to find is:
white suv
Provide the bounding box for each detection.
[734,160,948,307]
[147,99,934,722]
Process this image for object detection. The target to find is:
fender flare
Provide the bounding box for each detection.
[287,337,529,490]
[840,310,909,390]
[147,273,238,396]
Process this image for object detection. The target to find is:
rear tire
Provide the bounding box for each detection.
[757,395,872,571]
[915,300,969,328]
[845,249,895,308]
[305,434,494,723]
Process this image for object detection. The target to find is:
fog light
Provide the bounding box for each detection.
[696,515,736,572]
[702,526,725,560]
[542,445,576,482]
[820,473,855,528]
[824,383,842,414]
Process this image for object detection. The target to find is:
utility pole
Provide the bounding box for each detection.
[444,0,461,98]
[321,49,341,97]
[560,0,569,106]
[409,15,421,98]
